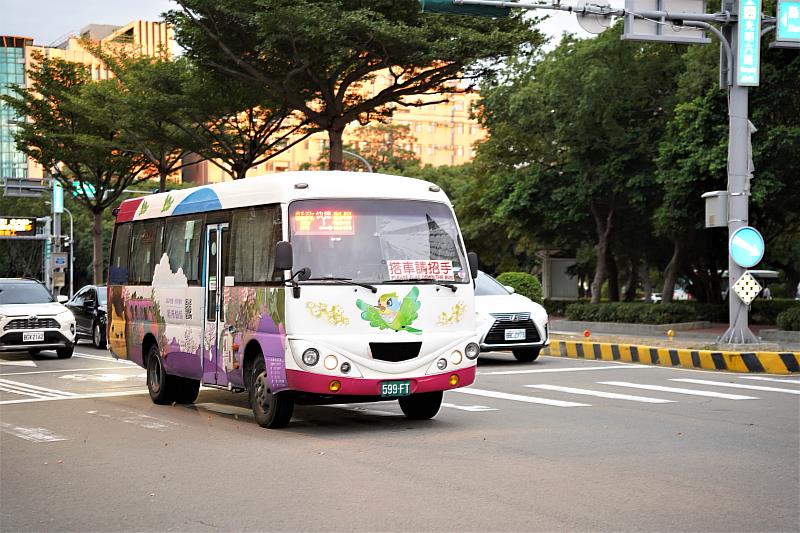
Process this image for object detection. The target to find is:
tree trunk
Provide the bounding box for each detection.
[662,240,682,304]
[590,205,614,304]
[607,252,620,302]
[159,169,168,192]
[92,211,104,284]
[624,259,639,301]
[641,264,653,301]
[328,128,344,170]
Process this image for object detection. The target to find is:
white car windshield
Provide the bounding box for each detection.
[289,199,468,284]
[0,282,54,304]
[475,271,511,296]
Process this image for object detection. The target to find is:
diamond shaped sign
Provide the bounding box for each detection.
[732,271,762,305]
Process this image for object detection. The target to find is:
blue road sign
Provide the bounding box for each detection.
[737,0,762,86]
[730,226,765,268]
[52,181,63,214]
[777,0,800,41]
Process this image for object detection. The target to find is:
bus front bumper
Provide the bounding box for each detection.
[285,366,476,396]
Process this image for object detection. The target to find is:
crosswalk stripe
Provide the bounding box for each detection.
[526,384,675,403]
[598,381,758,400]
[738,376,800,385]
[671,378,800,395]
[0,378,77,398]
[452,387,590,407]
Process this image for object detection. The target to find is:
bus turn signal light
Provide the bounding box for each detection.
[329,380,341,392]
[449,374,459,386]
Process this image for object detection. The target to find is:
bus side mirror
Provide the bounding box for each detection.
[467,252,479,279]
[275,241,293,272]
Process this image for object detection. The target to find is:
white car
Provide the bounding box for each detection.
[0,278,76,358]
[475,271,549,362]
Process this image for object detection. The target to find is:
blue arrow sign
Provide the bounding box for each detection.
[730,226,765,268]
[777,0,800,41]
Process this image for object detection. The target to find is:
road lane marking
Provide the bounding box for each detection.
[441,402,497,412]
[0,385,48,399]
[670,379,800,395]
[87,409,179,431]
[0,389,149,405]
[58,373,146,383]
[323,404,401,417]
[74,352,137,365]
[482,365,651,376]
[0,359,37,367]
[598,381,758,400]
[1,422,67,443]
[738,376,800,385]
[526,384,675,403]
[0,378,78,398]
[1,367,143,377]
[451,387,590,407]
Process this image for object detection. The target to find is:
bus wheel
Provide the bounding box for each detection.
[512,348,540,362]
[146,345,173,405]
[249,357,293,429]
[399,391,443,420]
[173,377,200,404]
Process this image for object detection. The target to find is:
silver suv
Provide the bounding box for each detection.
[0,278,76,358]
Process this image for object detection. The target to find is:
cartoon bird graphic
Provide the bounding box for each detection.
[356,287,421,334]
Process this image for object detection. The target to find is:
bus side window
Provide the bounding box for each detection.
[228,205,282,284]
[129,220,164,284]
[164,216,203,284]
[109,223,132,285]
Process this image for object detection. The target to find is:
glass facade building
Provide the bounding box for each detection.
[1,36,31,179]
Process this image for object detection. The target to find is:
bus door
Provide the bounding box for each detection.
[202,223,229,385]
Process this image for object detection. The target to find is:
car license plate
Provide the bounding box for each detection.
[505,329,526,341]
[380,380,411,397]
[23,331,45,342]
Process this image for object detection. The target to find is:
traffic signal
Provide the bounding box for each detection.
[418,0,511,17]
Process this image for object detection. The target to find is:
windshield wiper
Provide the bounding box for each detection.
[384,278,458,292]
[305,277,377,293]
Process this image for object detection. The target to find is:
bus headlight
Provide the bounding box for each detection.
[324,355,339,370]
[302,348,320,366]
[450,350,463,365]
[465,342,480,360]
[437,358,447,370]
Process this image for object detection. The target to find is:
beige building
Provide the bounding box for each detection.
[183,75,487,184]
[0,21,173,180]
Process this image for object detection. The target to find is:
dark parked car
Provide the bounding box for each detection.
[66,285,107,349]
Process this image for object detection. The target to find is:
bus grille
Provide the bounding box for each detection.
[369,342,422,362]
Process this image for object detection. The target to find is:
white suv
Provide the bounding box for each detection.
[0,278,76,358]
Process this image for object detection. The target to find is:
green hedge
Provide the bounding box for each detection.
[749,299,800,325]
[496,272,543,304]
[776,307,800,331]
[544,299,584,316]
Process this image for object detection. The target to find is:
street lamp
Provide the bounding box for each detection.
[342,150,373,173]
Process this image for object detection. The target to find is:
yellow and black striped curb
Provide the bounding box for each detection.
[544,340,800,374]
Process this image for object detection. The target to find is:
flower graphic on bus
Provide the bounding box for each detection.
[356,287,421,334]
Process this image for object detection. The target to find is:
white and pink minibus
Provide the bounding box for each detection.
[108,171,480,428]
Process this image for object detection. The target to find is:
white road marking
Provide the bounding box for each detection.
[323,404,401,417]
[0,378,78,399]
[441,402,497,412]
[0,389,149,405]
[74,352,137,365]
[195,403,254,418]
[738,376,800,385]
[87,409,179,431]
[482,365,651,376]
[0,360,37,367]
[599,381,758,400]
[1,367,142,377]
[58,373,146,383]
[671,379,800,395]
[1,422,67,443]
[526,384,675,404]
[452,387,590,407]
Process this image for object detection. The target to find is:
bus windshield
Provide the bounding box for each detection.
[290,199,469,284]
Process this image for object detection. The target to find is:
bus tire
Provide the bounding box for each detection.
[249,357,293,429]
[173,377,200,404]
[146,345,173,405]
[512,348,540,362]
[399,391,443,420]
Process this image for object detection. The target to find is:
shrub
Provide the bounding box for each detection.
[496,272,543,304]
[564,302,708,324]
[749,299,799,325]
[776,307,800,331]
[544,299,584,316]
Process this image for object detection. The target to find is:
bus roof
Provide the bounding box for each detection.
[115,171,452,223]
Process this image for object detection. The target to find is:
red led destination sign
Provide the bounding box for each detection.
[293,209,355,235]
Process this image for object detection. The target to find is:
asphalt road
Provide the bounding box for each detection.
[1,345,798,532]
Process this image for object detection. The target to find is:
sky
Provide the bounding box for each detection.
[0,0,596,48]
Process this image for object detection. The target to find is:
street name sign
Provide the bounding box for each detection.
[729,226,765,268]
[737,0,762,85]
[777,0,800,41]
[53,181,63,214]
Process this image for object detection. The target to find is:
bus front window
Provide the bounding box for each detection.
[289,199,468,284]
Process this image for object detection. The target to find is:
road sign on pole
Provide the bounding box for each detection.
[729,226,765,268]
[52,181,64,214]
[737,0,762,85]
[777,0,800,39]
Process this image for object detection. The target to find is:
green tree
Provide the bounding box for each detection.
[166,0,541,170]
[1,54,153,283]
